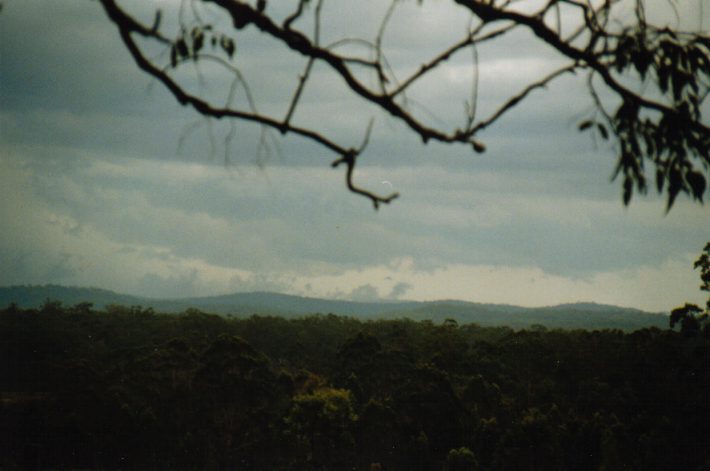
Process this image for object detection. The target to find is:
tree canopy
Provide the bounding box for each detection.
[96,0,709,208]
[671,241,710,336]
[2,304,709,469]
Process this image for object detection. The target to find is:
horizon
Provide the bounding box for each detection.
[0,283,667,314]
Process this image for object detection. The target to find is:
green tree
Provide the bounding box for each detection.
[671,242,710,337]
[695,241,710,311]
[90,0,708,208]
[446,446,480,471]
[284,387,358,470]
[493,407,563,471]
[195,334,290,468]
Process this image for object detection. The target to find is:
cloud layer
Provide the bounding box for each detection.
[1,0,708,312]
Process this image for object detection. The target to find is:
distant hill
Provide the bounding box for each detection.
[0,285,669,331]
[0,285,419,317]
[0,285,149,309]
[381,301,668,331]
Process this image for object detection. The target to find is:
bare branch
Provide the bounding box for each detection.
[283,0,323,129]
[331,150,399,210]
[95,0,708,209]
[472,63,579,134]
[330,119,398,210]
[99,0,347,156]
[454,0,710,137]
[192,53,259,112]
[203,0,485,146]
[374,0,398,93]
[99,0,402,207]
[390,22,515,99]
[283,57,314,129]
[283,0,307,30]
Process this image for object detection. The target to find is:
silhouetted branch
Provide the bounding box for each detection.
[283,0,308,30]
[99,1,333,148]
[472,63,579,134]
[283,0,323,129]
[331,119,399,209]
[96,0,708,209]
[100,0,405,207]
[455,0,709,132]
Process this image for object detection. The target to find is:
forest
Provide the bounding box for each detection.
[1,301,709,470]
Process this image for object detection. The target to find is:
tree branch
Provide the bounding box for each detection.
[453,0,710,136]
[472,63,579,134]
[98,0,398,208]
[95,0,708,209]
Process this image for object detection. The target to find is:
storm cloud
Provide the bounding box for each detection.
[0,0,707,311]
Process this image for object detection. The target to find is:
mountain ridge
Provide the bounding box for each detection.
[0,284,669,331]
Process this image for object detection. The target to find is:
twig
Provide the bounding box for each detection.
[471,63,579,134]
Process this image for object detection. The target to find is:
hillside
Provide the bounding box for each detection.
[0,285,669,331]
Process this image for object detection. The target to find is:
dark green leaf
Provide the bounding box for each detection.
[578,120,593,131]
[655,168,664,193]
[597,123,609,140]
[631,49,651,79]
[176,38,189,58]
[152,10,162,32]
[686,170,706,202]
[637,173,647,193]
[472,141,486,153]
[193,33,204,53]
[623,176,633,205]
[667,167,682,210]
[221,36,235,58]
[671,71,685,101]
[658,66,670,93]
[615,53,627,72]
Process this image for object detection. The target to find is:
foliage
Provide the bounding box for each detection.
[2,303,709,470]
[696,241,710,309]
[284,387,358,469]
[446,447,479,471]
[88,0,709,208]
[670,242,710,337]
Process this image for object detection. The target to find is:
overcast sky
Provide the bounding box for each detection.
[1,0,708,311]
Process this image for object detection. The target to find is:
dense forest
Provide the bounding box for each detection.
[2,302,709,470]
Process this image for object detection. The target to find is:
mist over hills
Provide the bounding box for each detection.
[0,285,669,331]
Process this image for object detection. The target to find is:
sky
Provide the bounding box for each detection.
[0,0,708,312]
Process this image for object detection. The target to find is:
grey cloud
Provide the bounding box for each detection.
[0,1,146,114]
[139,269,200,299]
[349,284,380,302]
[388,282,413,300]
[9,147,707,286]
[1,0,707,307]
[0,247,79,288]
[228,273,298,295]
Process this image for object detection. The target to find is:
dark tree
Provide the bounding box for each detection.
[92,0,709,208]
[671,242,710,337]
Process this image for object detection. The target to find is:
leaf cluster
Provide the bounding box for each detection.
[170,25,236,68]
[582,27,709,209]
[670,242,710,335]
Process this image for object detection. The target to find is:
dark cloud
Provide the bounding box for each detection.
[1,0,707,311]
[388,282,413,300]
[349,284,380,302]
[139,270,200,299]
